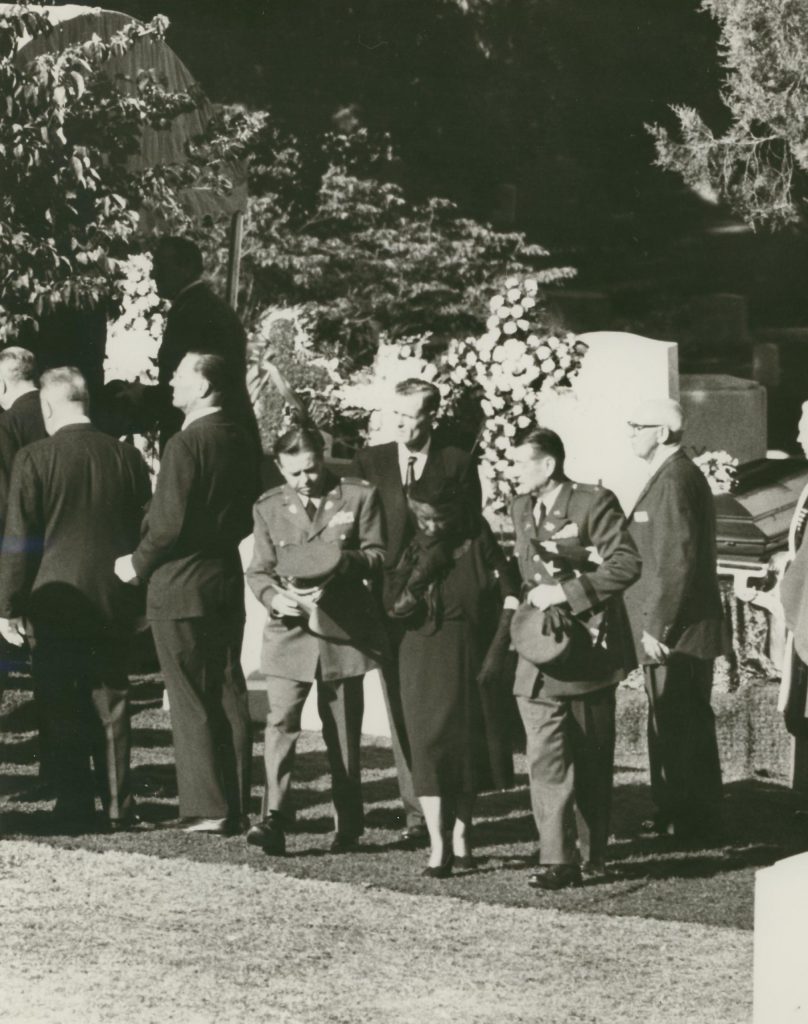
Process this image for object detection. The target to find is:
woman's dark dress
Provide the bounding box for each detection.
[398,521,516,797]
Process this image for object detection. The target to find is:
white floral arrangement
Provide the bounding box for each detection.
[440,276,587,511]
[104,253,166,386]
[104,253,167,477]
[693,450,739,495]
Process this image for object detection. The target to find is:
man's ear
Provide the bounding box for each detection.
[40,397,53,420]
[658,425,671,445]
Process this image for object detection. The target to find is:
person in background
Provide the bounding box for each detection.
[510,427,640,891]
[350,378,482,847]
[115,352,260,835]
[624,398,726,843]
[0,367,151,833]
[394,474,517,877]
[0,346,48,753]
[109,236,260,455]
[246,424,387,856]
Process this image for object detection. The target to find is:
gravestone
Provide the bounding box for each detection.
[754,852,808,1022]
[680,374,767,465]
[537,331,679,511]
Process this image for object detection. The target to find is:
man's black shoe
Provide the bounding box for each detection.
[106,814,154,834]
[246,815,286,855]
[330,832,362,854]
[527,864,582,891]
[399,823,428,848]
[580,860,610,883]
[638,815,671,837]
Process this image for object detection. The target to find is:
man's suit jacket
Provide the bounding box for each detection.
[150,281,259,451]
[512,480,641,698]
[350,440,482,571]
[624,448,727,663]
[779,482,808,663]
[0,390,47,539]
[0,423,151,637]
[246,471,388,682]
[132,411,260,621]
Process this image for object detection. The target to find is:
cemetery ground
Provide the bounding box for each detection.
[1,675,805,1023]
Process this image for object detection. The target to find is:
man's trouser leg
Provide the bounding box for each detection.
[152,616,250,819]
[87,640,133,823]
[262,676,311,823]
[31,638,96,819]
[379,657,423,829]
[317,672,364,838]
[517,693,577,864]
[568,686,616,865]
[644,656,722,832]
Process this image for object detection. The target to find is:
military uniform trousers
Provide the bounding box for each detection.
[151,613,251,820]
[262,668,364,838]
[517,685,616,865]
[643,654,722,833]
[31,631,133,823]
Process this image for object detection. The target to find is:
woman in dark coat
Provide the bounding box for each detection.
[393,475,518,877]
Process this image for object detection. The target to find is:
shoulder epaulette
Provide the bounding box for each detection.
[340,476,372,488]
[255,484,286,502]
[571,481,603,493]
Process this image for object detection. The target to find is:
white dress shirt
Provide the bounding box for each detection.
[397,438,431,485]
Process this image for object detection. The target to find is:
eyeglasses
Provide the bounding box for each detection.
[627,422,661,434]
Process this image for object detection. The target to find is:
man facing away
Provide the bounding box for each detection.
[624,398,726,842]
[510,427,641,890]
[116,351,260,835]
[0,368,151,832]
[0,346,48,747]
[350,378,481,846]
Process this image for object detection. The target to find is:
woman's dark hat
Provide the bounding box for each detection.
[407,473,464,512]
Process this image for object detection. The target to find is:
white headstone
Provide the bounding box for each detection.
[754,852,808,1022]
[537,331,679,511]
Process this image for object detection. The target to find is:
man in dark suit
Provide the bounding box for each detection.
[246,424,388,855]
[0,367,151,832]
[510,427,641,890]
[116,351,260,834]
[624,398,726,842]
[110,237,259,454]
[0,346,48,743]
[0,347,47,538]
[350,378,481,844]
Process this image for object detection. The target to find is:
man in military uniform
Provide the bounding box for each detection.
[510,427,641,890]
[246,425,388,855]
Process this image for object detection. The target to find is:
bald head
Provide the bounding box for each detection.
[39,367,90,435]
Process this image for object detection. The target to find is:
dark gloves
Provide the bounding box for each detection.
[540,604,572,643]
[476,607,515,688]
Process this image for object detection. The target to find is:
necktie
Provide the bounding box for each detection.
[304,499,317,521]
[534,499,545,530]
[405,455,417,490]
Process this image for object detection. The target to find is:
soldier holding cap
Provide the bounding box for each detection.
[509,427,640,890]
[624,398,726,842]
[245,424,388,856]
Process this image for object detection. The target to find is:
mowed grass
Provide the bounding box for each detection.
[2,674,797,1023]
[2,674,808,932]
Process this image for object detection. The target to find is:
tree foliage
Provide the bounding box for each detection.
[212,111,576,370]
[649,0,808,231]
[0,3,239,341]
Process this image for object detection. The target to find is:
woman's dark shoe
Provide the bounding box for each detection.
[453,854,477,871]
[421,851,454,879]
[527,864,582,891]
[246,813,286,855]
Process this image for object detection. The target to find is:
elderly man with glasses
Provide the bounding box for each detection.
[624,398,727,844]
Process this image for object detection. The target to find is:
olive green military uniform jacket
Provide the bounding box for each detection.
[247,471,389,682]
[511,479,641,698]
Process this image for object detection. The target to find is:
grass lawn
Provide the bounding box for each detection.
[1,673,805,1022]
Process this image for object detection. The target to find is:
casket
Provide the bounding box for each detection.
[715,458,808,565]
